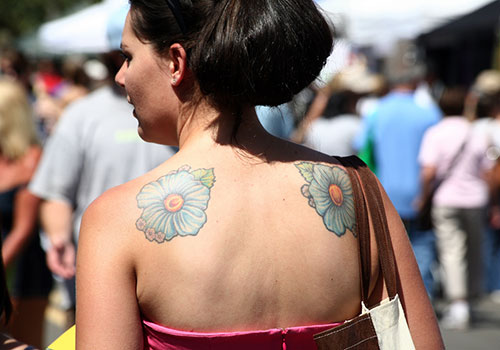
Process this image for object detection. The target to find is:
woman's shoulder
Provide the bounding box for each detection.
[77,166,180,272]
[80,159,192,233]
[79,182,135,244]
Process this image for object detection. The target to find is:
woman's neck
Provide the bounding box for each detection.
[176,102,277,163]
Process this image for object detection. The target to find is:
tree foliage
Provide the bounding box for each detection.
[0,0,100,38]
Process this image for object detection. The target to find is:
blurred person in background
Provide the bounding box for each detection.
[50,56,91,115]
[464,70,500,121]
[0,48,48,143]
[354,42,442,298]
[418,87,493,330]
[465,70,500,302]
[255,103,295,140]
[302,89,362,156]
[28,4,176,332]
[293,57,385,147]
[0,48,33,94]
[0,78,52,349]
[477,91,500,303]
[31,59,64,136]
[32,56,92,138]
[300,64,384,157]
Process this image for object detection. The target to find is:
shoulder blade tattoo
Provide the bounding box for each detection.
[135,165,215,243]
[295,162,355,237]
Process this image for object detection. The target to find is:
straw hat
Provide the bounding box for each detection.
[327,61,385,94]
[472,70,500,95]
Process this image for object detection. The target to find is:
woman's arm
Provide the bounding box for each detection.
[2,188,40,267]
[76,190,143,349]
[0,146,41,193]
[2,146,44,266]
[291,87,330,143]
[40,200,76,279]
[416,165,437,211]
[369,181,444,349]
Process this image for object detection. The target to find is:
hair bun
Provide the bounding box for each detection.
[190,0,333,109]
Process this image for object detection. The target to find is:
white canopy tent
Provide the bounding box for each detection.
[38,0,494,55]
[317,0,494,55]
[37,0,495,61]
[37,0,128,54]
[313,0,496,84]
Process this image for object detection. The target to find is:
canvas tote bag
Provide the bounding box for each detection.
[314,156,415,350]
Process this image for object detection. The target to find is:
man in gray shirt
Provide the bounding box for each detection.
[29,5,175,311]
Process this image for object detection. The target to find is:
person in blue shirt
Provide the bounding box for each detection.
[356,69,441,297]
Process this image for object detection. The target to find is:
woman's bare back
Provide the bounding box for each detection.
[119,141,364,332]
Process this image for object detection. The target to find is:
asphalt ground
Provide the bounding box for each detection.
[435,297,500,350]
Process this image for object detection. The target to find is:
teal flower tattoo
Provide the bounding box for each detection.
[295,162,355,237]
[135,165,215,243]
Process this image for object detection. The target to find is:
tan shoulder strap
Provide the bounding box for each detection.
[338,156,371,301]
[338,156,397,300]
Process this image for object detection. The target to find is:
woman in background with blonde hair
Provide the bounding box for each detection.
[0,77,53,349]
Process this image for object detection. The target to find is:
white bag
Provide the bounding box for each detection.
[361,294,415,350]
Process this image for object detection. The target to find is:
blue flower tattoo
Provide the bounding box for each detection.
[296,162,355,237]
[135,165,215,243]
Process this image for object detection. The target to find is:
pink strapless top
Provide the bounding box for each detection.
[142,319,343,350]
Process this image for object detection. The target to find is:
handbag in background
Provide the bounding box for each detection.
[416,132,469,231]
[415,183,437,231]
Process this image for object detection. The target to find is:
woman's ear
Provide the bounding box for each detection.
[169,43,187,86]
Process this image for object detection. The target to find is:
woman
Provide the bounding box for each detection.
[76,1,443,349]
[0,78,52,348]
[419,87,493,330]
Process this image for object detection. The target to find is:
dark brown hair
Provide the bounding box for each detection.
[438,87,467,116]
[128,0,334,111]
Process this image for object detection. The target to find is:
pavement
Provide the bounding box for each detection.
[43,282,74,349]
[42,285,500,349]
[436,296,500,350]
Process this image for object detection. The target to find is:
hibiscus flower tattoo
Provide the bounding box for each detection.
[135,165,215,243]
[295,162,355,237]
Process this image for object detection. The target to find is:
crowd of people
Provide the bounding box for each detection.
[0,0,496,348]
[298,58,500,331]
[303,60,500,332]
